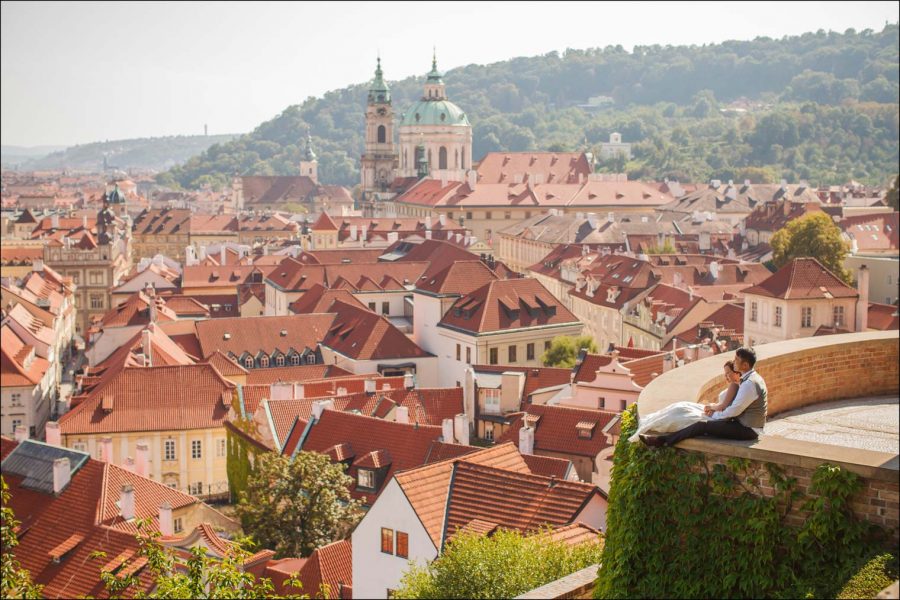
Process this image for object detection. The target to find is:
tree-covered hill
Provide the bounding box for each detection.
[13,134,239,172]
[162,25,899,190]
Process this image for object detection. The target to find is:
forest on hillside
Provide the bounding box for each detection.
[160,25,899,191]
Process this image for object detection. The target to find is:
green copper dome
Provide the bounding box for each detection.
[400,99,469,127]
[368,56,391,104]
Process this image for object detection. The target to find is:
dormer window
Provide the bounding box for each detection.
[358,469,376,490]
[576,420,597,439]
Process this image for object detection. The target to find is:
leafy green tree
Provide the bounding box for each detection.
[887,174,899,211]
[646,237,676,254]
[235,451,361,558]
[770,212,853,284]
[541,335,598,368]
[395,528,602,599]
[1,478,42,599]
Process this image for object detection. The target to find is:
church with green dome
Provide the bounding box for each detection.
[360,52,473,201]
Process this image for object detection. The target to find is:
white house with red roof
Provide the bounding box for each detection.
[741,257,863,345]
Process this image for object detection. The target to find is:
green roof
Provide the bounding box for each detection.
[400,99,469,127]
[368,56,391,104]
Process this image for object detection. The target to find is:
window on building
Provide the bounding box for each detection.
[544,340,551,351]
[484,392,500,415]
[439,146,448,170]
[90,295,103,310]
[508,345,517,363]
[526,343,535,361]
[396,531,409,559]
[216,438,226,458]
[489,348,498,365]
[10,392,22,406]
[456,344,461,361]
[485,211,492,220]
[504,211,512,220]
[377,125,386,144]
[275,355,285,367]
[381,528,394,554]
[466,212,473,220]
[598,397,606,409]
[173,517,183,533]
[620,399,628,411]
[191,440,202,460]
[290,354,301,366]
[189,482,203,495]
[774,306,782,327]
[89,270,103,285]
[368,302,377,312]
[164,440,176,461]
[244,356,254,369]
[465,347,471,363]
[358,469,375,490]
[801,307,813,328]
[382,302,390,315]
[525,211,532,219]
[306,353,316,364]
[750,302,758,322]
[833,306,845,328]
[484,426,494,441]
[259,355,270,368]
[73,442,86,452]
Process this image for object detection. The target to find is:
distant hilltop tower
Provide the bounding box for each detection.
[299,127,318,184]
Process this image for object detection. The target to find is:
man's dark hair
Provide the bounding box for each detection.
[735,347,757,368]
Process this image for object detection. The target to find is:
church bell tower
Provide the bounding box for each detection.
[360,56,398,199]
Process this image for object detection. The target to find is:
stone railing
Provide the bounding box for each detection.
[515,564,599,599]
[637,331,900,539]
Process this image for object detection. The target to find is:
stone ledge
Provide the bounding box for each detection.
[675,436,899,482]
[515,564,599,599]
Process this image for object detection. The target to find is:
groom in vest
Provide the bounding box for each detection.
[641,347,767,447]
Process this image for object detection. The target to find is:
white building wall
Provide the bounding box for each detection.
[352,478,437,599]
[575,493,608,532]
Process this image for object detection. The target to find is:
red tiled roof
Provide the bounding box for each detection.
[741,257,857,300]
[395,443,531,547]
[289,284,366,314]
[840,212,898,252]
[265,540,352,599]
[476,152,592,185]
[472,364,573,398]
[311,211,339,231]
[542,522,602,547]
[204,350,249,377]
[498,404,617,458]
[296,410,443,502]
[1,325,49,387]
[59,364,234,435]
[195,313,335,358]
[245,364,351,385]
[867,302,899,331]
[416,260,499,296]
[439,278,579,334]
[522,454,572,479]
[442,461,598,546]
[321,300,431,360]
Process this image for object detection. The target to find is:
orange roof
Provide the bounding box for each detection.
[244,364,350,385]
[195,313,335,358]
[867,302,899,331]
[416,260,499,296]
[497,404,617,458]
[59,364,234,435]
[439,278,579,334]
[476,152,592,185]
[742,257,857,300]
[321,300,431,360]
[541,522,602,546]
[0,324,49,387]
[311,211,339,231]
[289,284,366,314]
[265,540,352,599]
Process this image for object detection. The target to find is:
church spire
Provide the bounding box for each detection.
[303,127,316,161]
[427,47,443,83]
[368,54,390,104]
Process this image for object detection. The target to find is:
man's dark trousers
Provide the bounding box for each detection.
[660,418,757,446]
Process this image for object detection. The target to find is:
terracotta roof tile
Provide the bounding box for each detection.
[498,404,616,458]
[867,302,899,331]
[741,257,857,300]
[321,300,430,360]
[415,260,499,296]
[522,454,572,479]
[195,314,335,358]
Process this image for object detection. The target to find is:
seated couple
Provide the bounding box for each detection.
[633,347,767,448]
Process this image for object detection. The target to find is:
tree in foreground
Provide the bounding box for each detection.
[770,211,852,284]
[542,335,598,368]
[235,451,361,558]
[1,477,43,599]
[395,528,602,599]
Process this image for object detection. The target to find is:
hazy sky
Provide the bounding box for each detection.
[2,1,898,147]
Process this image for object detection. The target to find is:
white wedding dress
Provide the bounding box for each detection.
[627,401,711,443]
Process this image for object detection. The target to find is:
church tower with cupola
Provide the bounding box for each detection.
[299,128,318,184]
[360,56,398,199]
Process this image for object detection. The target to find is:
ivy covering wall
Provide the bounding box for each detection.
[226,424,264,501]
[595,405,897,599]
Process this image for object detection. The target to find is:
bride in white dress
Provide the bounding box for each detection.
[628,361,742,443]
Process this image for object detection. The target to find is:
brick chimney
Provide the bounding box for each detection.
[856,265,869,331]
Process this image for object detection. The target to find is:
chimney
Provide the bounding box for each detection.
[439,214,446,227]
[364,379,376,394]
[199,246,207,261]
[349,224,358,241]
[518,425,535,455]
[51,214,60,229]
[52,457,71,495]
[709,261,719,280]
[856,265,869,331]
[395,405,409,424]
[159,502,174,536]
[45,421,61,446]
[467,169,477,188]
[220,247,227,265]
[607,211,615,224]
[148,300,158,325]
[662,353,675,373]
[271,382,294,400]
[135,442,149,478]
[120,484,135,520]
[14,425,28,443]
[122,457,136,472]
[141,329,153,366]
[404,373,415,389]
[441,418,455,443]
[424,215,432,230]
[311,399,335,421]
[440,172,448,188]
[100,436,114,463]
[33,258,44,272]
[295,383,305,399]
[454,413,469,446]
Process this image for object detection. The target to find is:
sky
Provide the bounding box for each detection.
[2,1,898,148]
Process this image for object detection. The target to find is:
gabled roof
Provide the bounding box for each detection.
[415,260,499,296]
[195,313,335,358]
[497,404,617,458]
[472,365,573,399]
[867,302,899,331]
[311,212,339,231]
[321,300,431,360]
[476,152,592,185]
[59,364,234,435]
[741,257,857,300]
[289,284,366,314]
[1,324,49,387]
[439,278,579,334]
[265,540,352,599]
